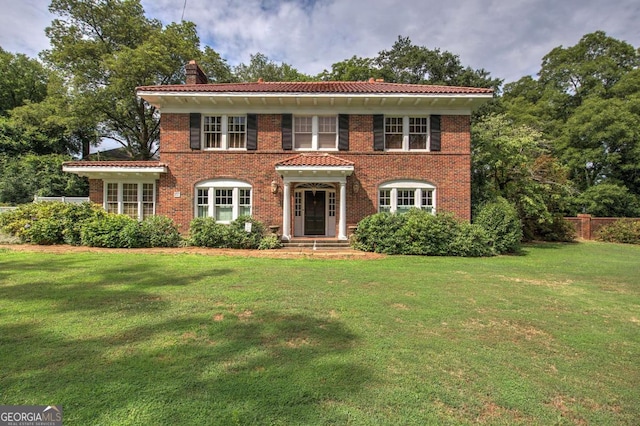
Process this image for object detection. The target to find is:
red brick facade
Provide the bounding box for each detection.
[154,113,471,233]
[64,73,492,239]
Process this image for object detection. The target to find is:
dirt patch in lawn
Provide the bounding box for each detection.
[0,243,385,260]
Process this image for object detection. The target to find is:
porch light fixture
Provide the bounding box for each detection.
[271,180,279,194]
[352,181,360,193]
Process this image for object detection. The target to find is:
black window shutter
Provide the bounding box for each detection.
[373,114,384,151]
[282,114,292,150]
[189,113,201,150]
[338,114,349,151]
[246,114,257,150]
[430,115,441,152]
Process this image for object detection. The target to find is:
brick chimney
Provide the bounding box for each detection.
[185,60,208,85]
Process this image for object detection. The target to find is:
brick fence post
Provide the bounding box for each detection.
[577,214,592,239]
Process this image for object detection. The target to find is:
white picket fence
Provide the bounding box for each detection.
[33,196,90,204]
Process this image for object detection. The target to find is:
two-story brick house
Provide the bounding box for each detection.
[63,61,492,240]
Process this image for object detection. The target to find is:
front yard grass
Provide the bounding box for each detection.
[0,242,638,425]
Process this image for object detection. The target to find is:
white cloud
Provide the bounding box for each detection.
[1,0,638,84]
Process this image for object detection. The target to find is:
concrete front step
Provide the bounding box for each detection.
[282,239,351,249]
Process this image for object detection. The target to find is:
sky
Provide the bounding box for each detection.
[0,0,639,85]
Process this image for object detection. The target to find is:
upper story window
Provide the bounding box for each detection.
[385,116,431,151]
[203,115,246,150]
[294,115,337,150]
[378,180,436,214]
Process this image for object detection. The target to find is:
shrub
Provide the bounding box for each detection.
[474,197,523,254]
[81,214,139,248]
[351,212,407,253]
[449,222,494,257]
[188,217,230,247]
[189,215,268,249]
[139,215,182,248]
[228,215,267,249]
[525,214,576,242]
[0,201,104,245]
[353,209,495,257]
[596,219,640,244]
[258,234,283,250]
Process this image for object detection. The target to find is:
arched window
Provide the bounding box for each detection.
[378,180,435,214]
[195,179,252,223]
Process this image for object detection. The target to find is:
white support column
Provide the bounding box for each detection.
[282,181,291,240]
[338,181,347,240]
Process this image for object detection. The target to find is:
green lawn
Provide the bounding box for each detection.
[0,242,638,425]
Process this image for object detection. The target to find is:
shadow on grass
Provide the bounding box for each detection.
[1,311,369,424]
[0,255,232,313]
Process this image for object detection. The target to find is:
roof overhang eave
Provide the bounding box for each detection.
[275,165,354,178]
[62,165,167,180]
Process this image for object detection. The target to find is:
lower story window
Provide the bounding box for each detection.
[195,180,252,223]
[378,180,436,214]
[104,182,155,220]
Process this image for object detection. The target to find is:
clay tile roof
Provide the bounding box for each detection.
[276,153,355,167]
[137,81,493,95]
[63,161,166,168]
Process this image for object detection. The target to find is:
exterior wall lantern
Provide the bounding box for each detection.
[352,181,360,194]
[271,180,279,194]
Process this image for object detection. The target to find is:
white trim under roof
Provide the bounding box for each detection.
[275,165,354,180]
[62,165,167,180]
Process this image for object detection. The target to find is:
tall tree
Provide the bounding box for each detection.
[43,0,203,159]
[472,114,571,236]
[317,56,380,81]
[538,31,639,103]
[375,36,502,89]
[234,53,312,82]
[0,47,49,115]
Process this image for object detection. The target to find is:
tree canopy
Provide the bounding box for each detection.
[2,0,639,225]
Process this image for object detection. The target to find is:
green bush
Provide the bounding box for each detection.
[139,215,181,248]
[449,222,494,257]
[258,234,283,250]
[596,219,640,244]
[524,214,576,242]
[352,209,494,257]
[80,214,139,248]
[188,217,230,247]
[0,201,104,245]
[351,212,407,253]
[474,197,523,254]
[189,215,268,249]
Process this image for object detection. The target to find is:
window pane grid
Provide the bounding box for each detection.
[295,192,302,217]
[142,183,154,202]
[379,190,391,213]
[329,192,336,217]
[197,189,209,217]
[204,116,222,148]
[421,190,434,212]
[294,116,313,149]
[239,189,251,216]
[227,116,246,149]
[385,117,403,150]
[409,117,428,150]
[397,190,414,206]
